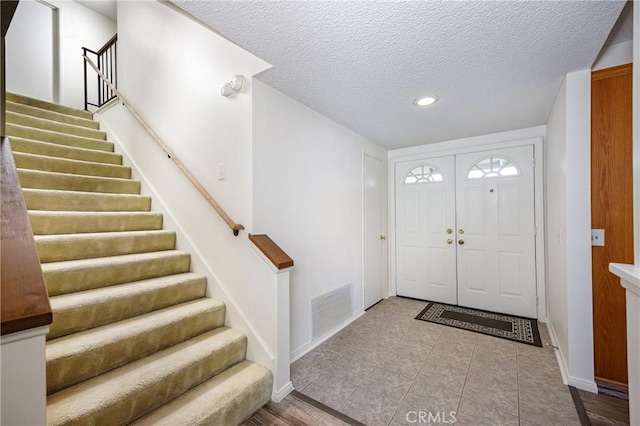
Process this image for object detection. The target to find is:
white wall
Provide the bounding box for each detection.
[545,79,569,370]
[592,40,633,71]
[5,0,55,101]
[118,1,268,226]
[5,0,115,110]
[545,69,596,392]
[633,3,640,267]
[100,0,289,389]
[53,0,116,109]
[252,79,387,357]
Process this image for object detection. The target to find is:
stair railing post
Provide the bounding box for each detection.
[83,47,88,111]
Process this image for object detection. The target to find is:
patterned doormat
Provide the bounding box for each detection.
[415,302,542,347]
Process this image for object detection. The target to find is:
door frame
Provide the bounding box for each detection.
[388,135,547,320]
[362,150,388,309]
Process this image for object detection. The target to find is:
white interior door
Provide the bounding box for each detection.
[395,157,457,303]
[364,154,385,309]
[455,145,537,317]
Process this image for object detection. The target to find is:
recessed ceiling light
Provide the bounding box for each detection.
[414,96,438,107]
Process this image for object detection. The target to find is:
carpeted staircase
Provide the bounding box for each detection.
[6,92,273,425]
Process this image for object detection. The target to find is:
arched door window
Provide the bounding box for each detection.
[467,156,520,179]
[404,164,444,184]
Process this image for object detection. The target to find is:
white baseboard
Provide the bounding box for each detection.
[546,322,569,385]
[272,381,294,403]
[568,376,598,393]
[547,322,598,393]
[290,310,365,363]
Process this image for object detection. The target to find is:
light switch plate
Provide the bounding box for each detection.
[591,229,605,247]
[217,163,226,181]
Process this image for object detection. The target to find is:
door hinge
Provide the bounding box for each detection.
[536,296,539,306]
[533,157,536,168]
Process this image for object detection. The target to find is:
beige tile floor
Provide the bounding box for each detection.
[291,297,581,426]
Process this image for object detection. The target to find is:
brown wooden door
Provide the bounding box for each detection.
[591,64,633,387]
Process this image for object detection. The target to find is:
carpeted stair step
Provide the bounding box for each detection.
[42,250,191,296]
[7,92,93,120]
[29,211,163,235]
[46,299,228,394]
[23,188,151,211]
[47,273,207,340]
[11,137,122,165]
[6,123,113,152]
[36,230,176,263]
[7,111,106,140]
[14,152,130,178]
[132,360,272,426]
[6,101,100,129]
[47,327,248,426]
[18,169,140,194]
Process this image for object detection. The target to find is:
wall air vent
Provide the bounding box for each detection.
[311,282,352,340]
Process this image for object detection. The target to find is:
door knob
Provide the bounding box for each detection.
[447,239,453,244]
[458,239,465,245]
[446,228,453,234]
[380,235,386,241]
[459,229,465,234]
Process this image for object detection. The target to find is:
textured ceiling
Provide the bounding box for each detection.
[172,1,626,149]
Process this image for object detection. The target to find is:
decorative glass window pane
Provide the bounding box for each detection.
[404,164,444,184]
[467,156,520,179]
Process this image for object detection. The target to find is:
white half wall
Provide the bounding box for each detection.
[545,69,596,392]
[252,79,387,356]
[5,0,115,109]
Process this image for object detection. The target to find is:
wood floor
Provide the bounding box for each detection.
[242,391,361,426]
[576,389,630,425]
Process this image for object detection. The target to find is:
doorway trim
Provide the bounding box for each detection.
[362,150,388,310]
[388,133,546,320]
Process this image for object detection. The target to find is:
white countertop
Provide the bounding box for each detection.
[610,263,640,296]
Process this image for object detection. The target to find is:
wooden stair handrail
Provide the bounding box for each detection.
[83,54,244,236]
[1,137,53,335]
[249,234,294,270]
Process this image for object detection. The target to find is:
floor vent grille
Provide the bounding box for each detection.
[312,283,352,340]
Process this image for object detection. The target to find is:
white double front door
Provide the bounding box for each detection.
[395,145,537,318]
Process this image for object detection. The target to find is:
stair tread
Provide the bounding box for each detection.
[46,299,228,394]
[6,101,99,129]
[7,92,92,119]
[18,169,140,194]
[7,111,106,140]
[14,151,130,177]
[42,250,191,295]
[23,188,151,211]
[48,272,206,339]
[132,360,272,426]
[47,298,225,359]
[47,327,247,426]
[29,211,163,234]
[42,250,190,272]
[36,229,174,243]
[36,230,176,263]
[11,136,122,164]
[7,123,114,152]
